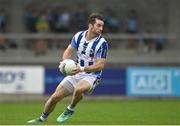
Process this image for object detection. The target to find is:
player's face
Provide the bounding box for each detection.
[91,19,104,35]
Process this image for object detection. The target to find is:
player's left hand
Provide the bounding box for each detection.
[71,66,81,75]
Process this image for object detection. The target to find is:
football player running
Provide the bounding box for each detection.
[27,12,108,123]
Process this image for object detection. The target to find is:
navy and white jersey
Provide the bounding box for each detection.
[71,30,108,78]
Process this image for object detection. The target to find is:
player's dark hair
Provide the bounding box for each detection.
[88,13,104,25]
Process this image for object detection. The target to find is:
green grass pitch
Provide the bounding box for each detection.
[0,99,180,125]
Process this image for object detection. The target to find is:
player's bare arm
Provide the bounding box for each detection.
[62,44,74,60]
[71,58,106,75]
[84,58,106,72]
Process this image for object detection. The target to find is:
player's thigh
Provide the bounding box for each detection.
[74,79,91,93]
[60,76,77,94]
[53,81,72,99]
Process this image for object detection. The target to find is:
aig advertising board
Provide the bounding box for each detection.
[127,67,180,96]
[0,66,44,94]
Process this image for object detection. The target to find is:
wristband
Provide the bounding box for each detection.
[80,66,85,72]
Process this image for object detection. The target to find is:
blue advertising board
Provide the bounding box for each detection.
[45,68,126,95]
[92,68,126,95]
[45,68,64,94]
[127,67,180,96]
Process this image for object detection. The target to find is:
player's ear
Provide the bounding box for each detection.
[89,23,93,28]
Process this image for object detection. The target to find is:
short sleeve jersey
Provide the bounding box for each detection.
[70,31,108,77]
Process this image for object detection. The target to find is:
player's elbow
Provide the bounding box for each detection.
[97,62,105,71]
[93,59,106,71]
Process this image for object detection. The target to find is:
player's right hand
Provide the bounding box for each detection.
[58,61,64,72]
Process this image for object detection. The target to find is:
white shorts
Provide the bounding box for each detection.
[60,73,101,94]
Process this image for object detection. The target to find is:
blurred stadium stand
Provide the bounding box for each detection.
[0,0,179,67]
[0,33,178,66]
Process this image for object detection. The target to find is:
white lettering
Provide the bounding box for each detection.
[136,75,166,90]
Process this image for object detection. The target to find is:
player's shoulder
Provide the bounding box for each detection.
[74,30,85,37]
[99,36,108,45]
[72,31,85,42]
[99,36,109,50]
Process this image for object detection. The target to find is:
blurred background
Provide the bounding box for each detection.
[0,0,180,101]
[1,0,180,125]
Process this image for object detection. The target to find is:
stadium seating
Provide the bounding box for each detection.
[0,0,179,66]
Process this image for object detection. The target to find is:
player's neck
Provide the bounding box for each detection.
[85,30,98,41]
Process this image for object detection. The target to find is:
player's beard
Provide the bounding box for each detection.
[93,29,102,36]
[90,25,102,37]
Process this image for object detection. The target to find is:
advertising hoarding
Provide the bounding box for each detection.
[127,67,180,96]
[0,66,44,94]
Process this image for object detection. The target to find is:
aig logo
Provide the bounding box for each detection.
[130,70,172,95]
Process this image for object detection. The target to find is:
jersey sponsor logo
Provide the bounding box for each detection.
[78,53,94,61]
[89,49,94,56]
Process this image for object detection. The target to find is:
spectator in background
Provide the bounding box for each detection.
[143,30,156,53]
[73,5,88,31]
[34,38,48,56]
[46,7,57,32]
[0,9,7,33]
[34,11,49,56]
[125,10,141,48]
[55,6,71,33]
[103,7,120,33]
[126,10,140,33]
[0,34,6,52]
[36,11,50,32]
[143,30,167,53]
[24,4,38,33]
[154,34,166,52]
